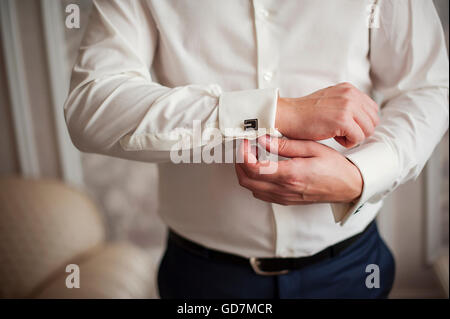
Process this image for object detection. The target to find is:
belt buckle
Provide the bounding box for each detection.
[249,257,289,276]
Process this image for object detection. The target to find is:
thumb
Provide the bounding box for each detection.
[258,135,322,158]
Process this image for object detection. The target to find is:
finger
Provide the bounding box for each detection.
[353,108,375,137]
[252,192,289,205]
[257,135,323,158]
[237,140,272,181]
[237,139,264,174]
[335,120,365,148]
[336,82,353,88]
[362,104,380,127]
[238,152,306,184]
[360,96,379,126]
[252,192,316,205]
[362,94,379,114]
[334,136,348,147]
[237,157,292,183]
[239,138,309,183]
[235,164,297,196]
[336,82,379,118]
[241,139,258,164]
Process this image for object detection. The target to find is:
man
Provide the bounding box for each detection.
[64,0,449,298]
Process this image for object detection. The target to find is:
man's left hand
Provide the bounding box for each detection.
[235,136,363,205]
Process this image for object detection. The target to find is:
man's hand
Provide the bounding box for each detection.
[276,82,379,148]
[235,136,363,205]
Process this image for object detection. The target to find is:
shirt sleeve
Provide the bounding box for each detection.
[64,0,279,163]
[331,0,449,225]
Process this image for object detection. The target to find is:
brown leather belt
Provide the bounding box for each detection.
[168,221,374,276]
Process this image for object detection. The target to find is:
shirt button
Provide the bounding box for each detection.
[258,7,269,19]
[263,71,273,82]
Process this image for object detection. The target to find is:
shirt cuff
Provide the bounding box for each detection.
[218,88,281,140]
[331,141,400,225]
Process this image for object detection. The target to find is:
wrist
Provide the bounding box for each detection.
[275,96,297,137]
[348,160,364,202]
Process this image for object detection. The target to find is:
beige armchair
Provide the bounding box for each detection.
[0,177,158,298]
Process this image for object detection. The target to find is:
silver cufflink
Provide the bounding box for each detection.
[244,119,258,131]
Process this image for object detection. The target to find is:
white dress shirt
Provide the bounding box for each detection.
[65,0,449,258]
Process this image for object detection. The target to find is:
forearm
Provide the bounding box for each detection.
[65,0,281,163]
[65,72,280,163]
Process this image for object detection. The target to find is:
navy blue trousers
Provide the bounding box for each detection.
[158,222,395,299]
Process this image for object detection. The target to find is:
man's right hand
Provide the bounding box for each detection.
[275,82,379,148]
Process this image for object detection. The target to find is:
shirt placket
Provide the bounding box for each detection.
[252,0,278,89]
[252,0,294,257]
